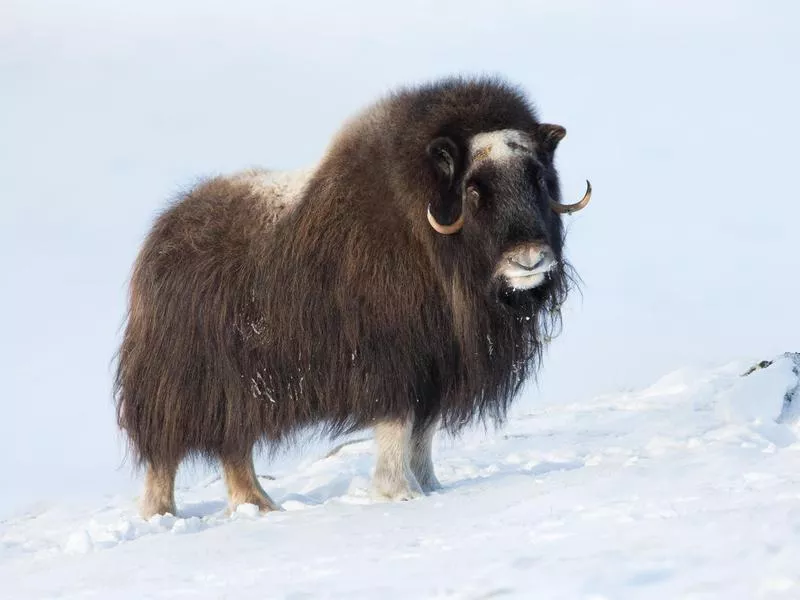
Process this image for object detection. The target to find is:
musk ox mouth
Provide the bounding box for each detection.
[496,244,557,290]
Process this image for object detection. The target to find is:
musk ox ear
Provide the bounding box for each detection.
[427,137,460,183]
[539,124,567,154]
[426,137,464,234]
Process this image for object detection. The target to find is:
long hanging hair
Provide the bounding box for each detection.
[114,76,579,468]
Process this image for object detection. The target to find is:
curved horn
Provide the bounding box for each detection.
[550,180,591,215]
[427,203,464,234]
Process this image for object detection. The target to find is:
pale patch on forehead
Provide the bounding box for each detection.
[469,129,535,164]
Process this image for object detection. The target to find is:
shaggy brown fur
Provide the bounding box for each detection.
[114,76,577,515]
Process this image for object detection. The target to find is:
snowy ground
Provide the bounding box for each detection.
[3,354,799,599]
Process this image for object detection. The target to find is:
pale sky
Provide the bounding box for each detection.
[2,0,798,514]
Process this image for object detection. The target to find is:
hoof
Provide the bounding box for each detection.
[419,477,443,494]
[372,473,424,502]
[228,493,281,515]
[139,499,177,520]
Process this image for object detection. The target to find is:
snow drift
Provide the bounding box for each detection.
[2,355,799,599]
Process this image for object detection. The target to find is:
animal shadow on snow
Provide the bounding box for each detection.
[177,499,228,518]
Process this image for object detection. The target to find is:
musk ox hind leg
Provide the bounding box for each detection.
[222,449,280,514]
[410,418,443,493]
[140,461,178,519]
[372,417,424,501]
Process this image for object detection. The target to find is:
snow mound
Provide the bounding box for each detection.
[2,357,800,599]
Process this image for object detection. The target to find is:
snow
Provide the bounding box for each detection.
[3,356,799,598]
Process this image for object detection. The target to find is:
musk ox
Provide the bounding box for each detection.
[114,76,591,518]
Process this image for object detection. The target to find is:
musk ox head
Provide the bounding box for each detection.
[424,121,590,302]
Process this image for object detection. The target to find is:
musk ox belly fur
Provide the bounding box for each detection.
[115,76,583,515]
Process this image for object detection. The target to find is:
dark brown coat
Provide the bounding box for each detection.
[114,77,574,471]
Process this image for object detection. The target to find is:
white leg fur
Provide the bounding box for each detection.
[372,418,423,501]
[410,419,442,492]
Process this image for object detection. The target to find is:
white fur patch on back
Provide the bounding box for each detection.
[469,129,535,164]
[230,168,313,209]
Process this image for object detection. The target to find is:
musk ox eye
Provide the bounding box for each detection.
[466,185,481,210]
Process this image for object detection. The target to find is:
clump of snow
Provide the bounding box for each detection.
[232,503,260,519]
[171,517,206,535]
[3,357,800,598]
[63,530,93,555]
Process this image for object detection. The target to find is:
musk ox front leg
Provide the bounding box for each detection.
[372,418,423,501]
[410,418,443,493]
[222,449,280,514]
